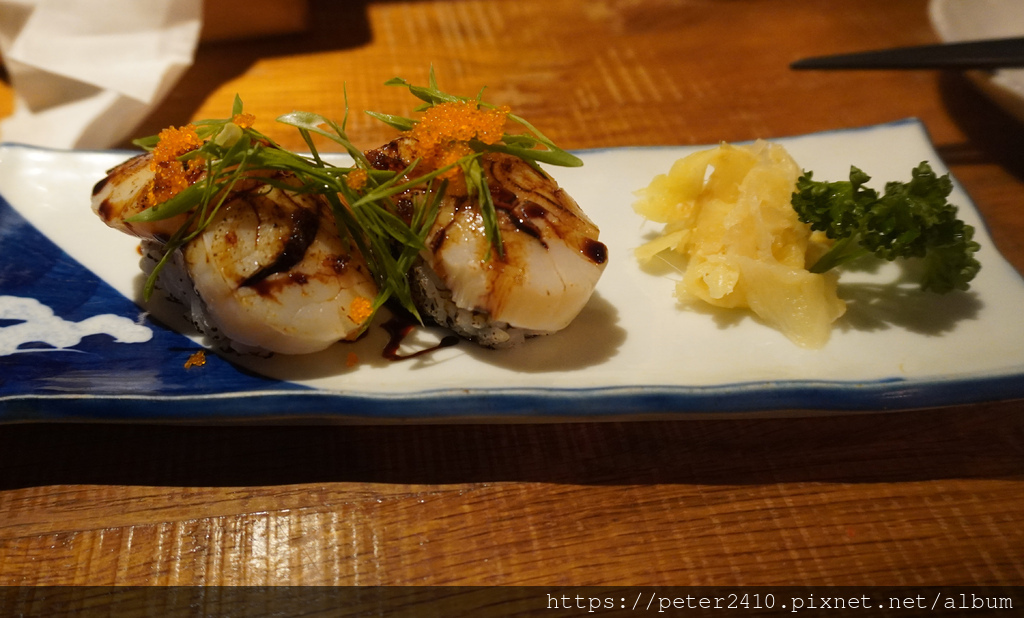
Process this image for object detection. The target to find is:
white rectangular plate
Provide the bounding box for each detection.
[2,118,1023,423]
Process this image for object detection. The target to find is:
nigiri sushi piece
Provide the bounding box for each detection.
[366,136,608,347]
[92,151,379,355]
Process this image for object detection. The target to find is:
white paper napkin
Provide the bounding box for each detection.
[0,0,202,149]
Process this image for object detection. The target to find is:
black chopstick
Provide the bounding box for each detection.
[791,36,1024,70]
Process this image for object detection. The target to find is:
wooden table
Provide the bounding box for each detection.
[1,0,1022,600]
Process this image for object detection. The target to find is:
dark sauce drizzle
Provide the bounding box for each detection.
[581,237,608,265]
[240,202,320,288]
[492,187,547,248]
[382,313,460,361]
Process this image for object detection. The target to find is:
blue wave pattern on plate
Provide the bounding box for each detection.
[0,195,305,418]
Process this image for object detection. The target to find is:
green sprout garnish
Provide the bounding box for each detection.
[125,71,581,324]
[367,67,583,257]
[368,69,583,168]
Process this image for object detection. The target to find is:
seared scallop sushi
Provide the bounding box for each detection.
[367,135,608,348]
[91,78,606,355]
[92,146,379,356]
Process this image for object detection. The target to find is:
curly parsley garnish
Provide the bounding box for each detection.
[791,162,981,293]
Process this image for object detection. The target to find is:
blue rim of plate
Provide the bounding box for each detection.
[4,373,1024,424]
[2,119,1023,423]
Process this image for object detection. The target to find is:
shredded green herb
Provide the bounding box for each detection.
[368,68,582,257]
[126,71,581,321]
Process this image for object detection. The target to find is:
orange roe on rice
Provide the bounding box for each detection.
[149,124,204,206]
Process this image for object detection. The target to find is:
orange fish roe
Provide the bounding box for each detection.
[232,112,255,129]
[349,295,374,324]
[346,168,368,191]
[346,352,360,368]
[407,101,509,186]
[149,124,205,205]
[184,350,207,369]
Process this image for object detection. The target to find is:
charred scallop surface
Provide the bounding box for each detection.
[368,138,608,345]
[94,153,379,355]
[180,183,378,355]
[92,153,197,241]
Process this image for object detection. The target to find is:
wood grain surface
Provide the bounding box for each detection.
[2,0,1023,591]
